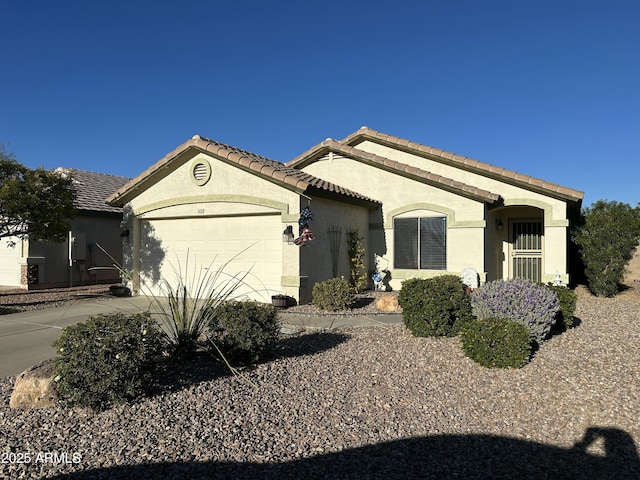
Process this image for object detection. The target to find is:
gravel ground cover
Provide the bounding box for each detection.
[0,284,119,315]
[0,286,639,479]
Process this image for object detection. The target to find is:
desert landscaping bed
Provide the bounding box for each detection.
[0,285,639,479]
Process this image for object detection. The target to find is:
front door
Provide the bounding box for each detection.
[509,219,543,283]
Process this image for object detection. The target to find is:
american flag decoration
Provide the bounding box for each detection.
[294,207,315,246]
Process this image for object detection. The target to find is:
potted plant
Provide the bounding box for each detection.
[271,294,289,308]
[109,284,131,297]
[110,277,131,297]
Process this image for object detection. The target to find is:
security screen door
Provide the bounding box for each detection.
[510,220,543,283]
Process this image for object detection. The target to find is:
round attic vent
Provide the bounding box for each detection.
[191,160,212,186]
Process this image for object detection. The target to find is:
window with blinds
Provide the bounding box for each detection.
[394,217,447,270]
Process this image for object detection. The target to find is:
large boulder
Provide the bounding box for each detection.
[376,294,401,312]
[10,359,58,409]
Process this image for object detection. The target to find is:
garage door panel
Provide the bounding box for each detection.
[140,216,282,302]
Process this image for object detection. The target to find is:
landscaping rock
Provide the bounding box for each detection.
[9,359,58,409]
[1,287,640,479]
[375,294,401,312]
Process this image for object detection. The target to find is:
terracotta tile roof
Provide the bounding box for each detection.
[107,136,380,207]
[339,127,584,201]
[288,140,501,203]
[56,168,130,214]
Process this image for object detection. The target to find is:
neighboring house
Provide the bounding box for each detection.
[0,169,130,289]
[107,127,583,303]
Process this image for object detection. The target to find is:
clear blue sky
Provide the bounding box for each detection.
[1,1,638,208]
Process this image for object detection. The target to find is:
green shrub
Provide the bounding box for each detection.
[572,200,640,297]
[545,284,577,329]
[208,301,281,365]
[53,312,164,410]
[312,277,356,311]
[152,255,255,359]
[471,278,559,344]
[460,318,532,369]
[398,275,473,337]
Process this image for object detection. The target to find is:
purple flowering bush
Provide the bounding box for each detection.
[470,279,560,344]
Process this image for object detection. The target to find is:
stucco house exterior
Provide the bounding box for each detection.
[289,127,584,291]
[107,127,583,303]
[0,169,129,289]
[107,137,379,303]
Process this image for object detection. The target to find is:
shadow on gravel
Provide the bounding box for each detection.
[546,315,583,341]
[148,332,351,396]
[49,427,639,480]
[273,331,350,359]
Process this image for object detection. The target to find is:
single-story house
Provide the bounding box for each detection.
[107,127,583,303]
[0,169,129,289]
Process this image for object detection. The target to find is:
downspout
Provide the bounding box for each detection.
[68,231,76,288]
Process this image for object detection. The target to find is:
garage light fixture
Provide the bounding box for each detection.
[282,225,295,244]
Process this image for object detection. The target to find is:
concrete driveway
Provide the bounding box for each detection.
[0,296,154,378]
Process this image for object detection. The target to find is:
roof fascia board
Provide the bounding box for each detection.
[75,209,122,218]
[107,139,201,206]
[305,185,380,210]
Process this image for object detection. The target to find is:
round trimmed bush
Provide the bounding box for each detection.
[460,318,532,369]
[312,277,356,311]
[545,284,577,330]
[208,301,281,365]
[398,275,473,337]
[53,312,164,410]
[471,278,560,344]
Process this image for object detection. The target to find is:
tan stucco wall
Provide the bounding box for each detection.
[357,140,570,222]
[123,151,308,300]
[0,237,24,287]
[302,147,576,286]
[300,154,487,290]
[128,153,299,218]
[0,214,123,289]
[23,215,124,288]
[296,195,371,303]
[355,142,575,282]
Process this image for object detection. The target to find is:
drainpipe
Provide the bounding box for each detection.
[68,232,76,287]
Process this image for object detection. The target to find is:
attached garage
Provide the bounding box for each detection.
[107,135,378,303]
[139,215,282,301]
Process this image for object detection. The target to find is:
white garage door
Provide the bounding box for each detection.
[140,215,282,302]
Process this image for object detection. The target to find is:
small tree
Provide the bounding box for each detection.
[0,146,76,244]
[573,200,640,297]
[347,230,368,293]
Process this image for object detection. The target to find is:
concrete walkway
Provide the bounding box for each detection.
[0,295,402,378]
[278,311,402,332]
